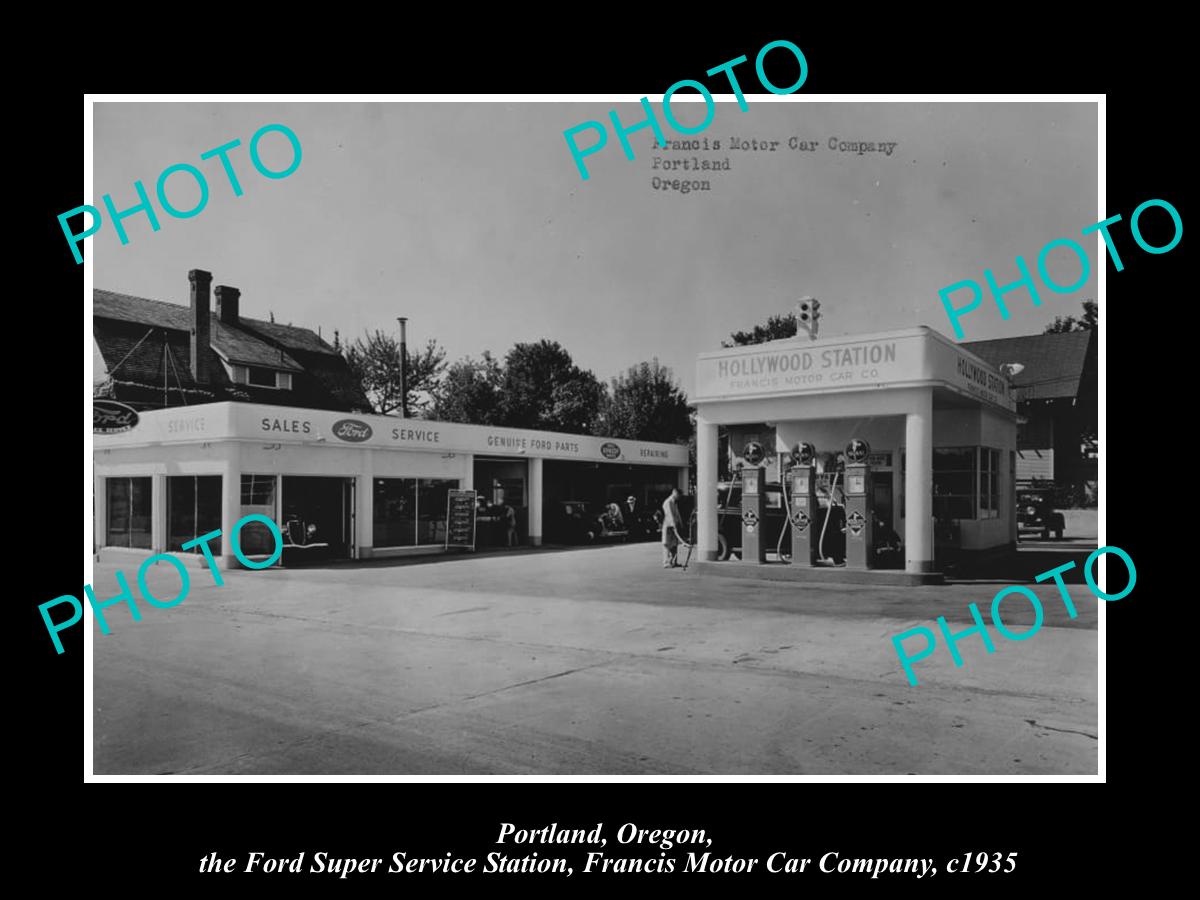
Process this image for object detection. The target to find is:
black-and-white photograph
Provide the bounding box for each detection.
[87,98,1100,776]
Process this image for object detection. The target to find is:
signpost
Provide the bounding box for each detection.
[445,489,477,550]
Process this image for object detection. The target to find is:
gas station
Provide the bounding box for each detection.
[692,322,1020,585]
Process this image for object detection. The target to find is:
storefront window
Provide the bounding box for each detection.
[491,478,524,507]
[107,477,152,548]
[241,474,275,506]
[933,447,976,520]
[374,478,460,547]
[979,448,1000,519]
[168,476,222,552]
[374,478,417,547]
[239,474,277,556]
[417,479,459,544]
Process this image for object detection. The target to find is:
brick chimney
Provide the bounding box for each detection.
[215,285,241,325]
[188,269,212,383]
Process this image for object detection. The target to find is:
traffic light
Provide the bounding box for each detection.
[796,296,821,338]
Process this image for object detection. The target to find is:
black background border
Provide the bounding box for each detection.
[22,16,1169,889]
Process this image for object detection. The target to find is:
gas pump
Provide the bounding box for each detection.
[843,438,874,569]
[740,441,767,564]
[788,442,818,566]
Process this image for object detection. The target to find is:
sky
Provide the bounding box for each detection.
[92,100,1098,398]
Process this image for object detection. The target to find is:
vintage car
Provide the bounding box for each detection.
[1017,491,1065,540]
[618,499,663,542]
[712,481,793,561]
[553,501,630,544]
[273,514,332,565]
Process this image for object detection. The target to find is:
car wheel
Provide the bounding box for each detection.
[717,534,731,561]
[1041,528,1050,541]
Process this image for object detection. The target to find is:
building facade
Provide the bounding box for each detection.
[964,329,1097,503]
[94,402,688,567]
[692,326,1019,577]
[92,269,689,566]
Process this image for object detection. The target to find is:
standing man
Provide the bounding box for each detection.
[661,488,683,568]
[502,501,518,547]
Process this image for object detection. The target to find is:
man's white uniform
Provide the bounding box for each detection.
[661,491,682,568]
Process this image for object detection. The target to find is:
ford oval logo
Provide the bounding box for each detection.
[94,400,139,434]
[600,442,621,460]
[332,419,373,442]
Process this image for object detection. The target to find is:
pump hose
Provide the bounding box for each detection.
[817,471,840,562]
[776,467,792,561]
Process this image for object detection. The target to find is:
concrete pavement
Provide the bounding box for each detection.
[91,542,1099,775]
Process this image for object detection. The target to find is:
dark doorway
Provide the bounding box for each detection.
[473,458,528,548]
[873,471,894,529]
[281,476,354,561]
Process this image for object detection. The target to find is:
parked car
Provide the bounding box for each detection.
[278,513,331,565]
[712,481,793,561]
[553,500,629,544]
[1017,491,1065,540]
[617,499,662,542]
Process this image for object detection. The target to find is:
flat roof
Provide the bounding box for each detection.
[94,401,689,467]
[694,325,1016,413]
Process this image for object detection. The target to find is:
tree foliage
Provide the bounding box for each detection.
[599,358,693,444]
[430,352,504,425]
[722,313,798,347]
[343,331,447,416]
[498,340,607,434]
[1044,299,1097,333]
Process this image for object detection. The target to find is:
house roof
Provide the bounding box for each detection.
[211,320,302,371]
[95,289,304,371]
[93,287,371,412]
[963,329,1095,402]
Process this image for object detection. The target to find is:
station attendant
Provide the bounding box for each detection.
[661,488,683,568]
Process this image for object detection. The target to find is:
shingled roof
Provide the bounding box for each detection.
[963,330,1096,403]
[93,287,369,412]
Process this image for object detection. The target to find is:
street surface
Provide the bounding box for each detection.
[92,540,1098,775]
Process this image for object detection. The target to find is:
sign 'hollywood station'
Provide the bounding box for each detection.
[695,327,1015,412]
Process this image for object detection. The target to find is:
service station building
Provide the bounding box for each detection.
[94,402,688,568]
[692,327,1019,582]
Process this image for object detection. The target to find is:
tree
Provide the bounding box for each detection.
[723,313,798,347]
[430,352,504,425]
[1044,299,1097,334]
[599,359,693,444]
[500,340,607,434]
[343,331,447,416]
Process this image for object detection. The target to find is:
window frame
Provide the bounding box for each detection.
[106,476,153,549]
[933,446,978,521]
